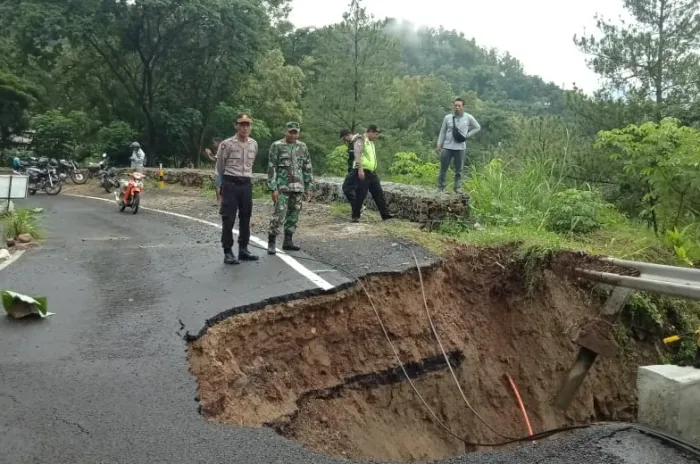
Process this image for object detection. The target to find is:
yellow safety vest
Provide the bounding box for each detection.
[362,138,377,171]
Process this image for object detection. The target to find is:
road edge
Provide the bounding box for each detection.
[64,193,335,290]
[0,250,26,272]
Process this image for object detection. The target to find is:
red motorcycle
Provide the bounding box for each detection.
[116,171,144,214]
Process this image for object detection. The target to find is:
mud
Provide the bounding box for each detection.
[187,245,660,462]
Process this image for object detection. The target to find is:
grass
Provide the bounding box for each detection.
[2,208,42,240]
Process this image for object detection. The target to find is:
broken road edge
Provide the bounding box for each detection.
[182,259,444,342]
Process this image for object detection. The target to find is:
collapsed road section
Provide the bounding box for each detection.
[187,245,661,462]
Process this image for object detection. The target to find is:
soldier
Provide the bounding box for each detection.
[214,113,260,265]
[266,121,314,255]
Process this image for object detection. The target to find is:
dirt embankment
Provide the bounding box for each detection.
[187,245,659,462]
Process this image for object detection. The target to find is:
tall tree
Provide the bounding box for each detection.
[574,0,700,122]
[302,0,401,136]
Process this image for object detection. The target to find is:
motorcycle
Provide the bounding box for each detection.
[116,171,144,214]
[96,154,120,193]
[24,159,63,196]
[58,158,87,184]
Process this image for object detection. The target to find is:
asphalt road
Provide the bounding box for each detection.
[1,194,698,464]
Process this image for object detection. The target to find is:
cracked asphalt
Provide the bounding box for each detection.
[0,194,697,464]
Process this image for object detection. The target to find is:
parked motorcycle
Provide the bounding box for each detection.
[96,154,120,193]
[58,158,87,184]
[116,171,144,214]
[25,159,63,196]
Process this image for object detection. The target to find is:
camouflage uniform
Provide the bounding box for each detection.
[267,124,314,253]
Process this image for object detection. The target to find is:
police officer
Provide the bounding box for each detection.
[339,128,360,203]
[214,113,259,264]
[266,121,314,255]
[351,124,393,222]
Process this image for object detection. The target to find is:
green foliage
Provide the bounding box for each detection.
[546,188,607,234]
[325,145,349,177]
[30,110,82,159]
[596,118,700,233]
[2,208,42,239]
[96,121,138,162]
[387,152,439,186]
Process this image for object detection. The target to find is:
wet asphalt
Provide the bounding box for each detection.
[1,195,698,464]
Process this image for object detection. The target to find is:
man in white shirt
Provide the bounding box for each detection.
[436,97,481,194]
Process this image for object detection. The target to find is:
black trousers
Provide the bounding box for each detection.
[351,169,390,220]
[342,170,356,203]
[219,176,253,251]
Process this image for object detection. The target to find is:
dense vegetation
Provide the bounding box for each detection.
[2,0,700,358]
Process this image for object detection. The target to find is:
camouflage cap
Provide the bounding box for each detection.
[286,121,300,131]
[236,113,253,123]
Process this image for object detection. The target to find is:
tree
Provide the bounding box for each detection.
[596,118,700,233]
[237,49,305,134]
[0,68,40,149]
[574,0,700,122]
[302,0,401,136]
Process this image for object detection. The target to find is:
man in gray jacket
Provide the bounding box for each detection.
[436,97,481,194]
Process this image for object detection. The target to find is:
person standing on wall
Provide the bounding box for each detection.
[436,97,481,194]
[214,113,260,265]
[350,124,393,223]
[266,122,314,255]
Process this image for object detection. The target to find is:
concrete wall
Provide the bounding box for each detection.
[637,365,700,445]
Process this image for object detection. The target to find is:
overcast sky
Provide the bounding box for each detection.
[288,0,629,94]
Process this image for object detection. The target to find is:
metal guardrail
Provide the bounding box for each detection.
[575,257,700,301]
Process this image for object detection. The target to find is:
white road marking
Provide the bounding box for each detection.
[64,193,335,290]
[0,250,26,272]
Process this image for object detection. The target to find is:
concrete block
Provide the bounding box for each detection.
[637,365,700,445]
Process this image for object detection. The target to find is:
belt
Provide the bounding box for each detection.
[223,175,251,185]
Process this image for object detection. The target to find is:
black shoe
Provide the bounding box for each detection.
[382,214,395,221]
[282,232,301,251]
[351,217,360,223]
[224,250,239,265]
[238,245,259,261]
[267,234,277,255]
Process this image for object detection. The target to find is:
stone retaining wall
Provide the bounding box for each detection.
[116,168,470,224]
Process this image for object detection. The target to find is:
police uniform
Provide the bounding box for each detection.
[214,113,259,264]
[266,121,314,254]
[351,124,392,222]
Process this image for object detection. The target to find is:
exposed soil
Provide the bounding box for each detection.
[187,245,660,463]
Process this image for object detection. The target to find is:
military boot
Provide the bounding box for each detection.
[267,234,277,255]
[238,244,259,261]
[223,249,239,265]
[282,232,301,251]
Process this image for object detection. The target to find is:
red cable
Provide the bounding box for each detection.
[506,374,536,444]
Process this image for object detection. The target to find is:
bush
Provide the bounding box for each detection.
[387,152,439,186]
[466,158,561,226]
[325,145,349,177]
[546,188,606,234]
[2,209,41,239]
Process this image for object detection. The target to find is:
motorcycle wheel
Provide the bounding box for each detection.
[45,181,62,195]
[29,189,37,195]
[132,193,140,214]
[103,181,112,194]
[71,170,87,184]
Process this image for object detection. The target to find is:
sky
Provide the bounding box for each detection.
[288,0,629,94]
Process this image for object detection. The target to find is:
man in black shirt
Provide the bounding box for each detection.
[339,128,360,204]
